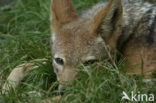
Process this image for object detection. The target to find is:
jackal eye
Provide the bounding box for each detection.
[83,59,98,66]
[55,58,64,65]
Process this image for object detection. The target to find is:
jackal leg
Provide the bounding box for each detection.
[2,59,47,93]
[124,44,156,78]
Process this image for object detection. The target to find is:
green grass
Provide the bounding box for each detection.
[0,0,155,103]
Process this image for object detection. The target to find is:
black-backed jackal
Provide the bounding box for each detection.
[3,0,156,97]
[50,0,156,92]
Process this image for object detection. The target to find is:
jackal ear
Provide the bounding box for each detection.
[90,0,122,48]
[51,0,79,32]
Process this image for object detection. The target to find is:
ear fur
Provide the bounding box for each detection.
[90,0,123,49]
[51,0,79,32]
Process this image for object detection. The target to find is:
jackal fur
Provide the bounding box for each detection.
[2,0,156,96]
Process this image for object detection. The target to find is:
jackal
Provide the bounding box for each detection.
[50,0,156,92]
[2,0,156,96]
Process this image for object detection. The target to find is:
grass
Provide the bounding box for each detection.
[0,0,155,103]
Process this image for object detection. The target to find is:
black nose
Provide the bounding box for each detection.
[59,85,66,96]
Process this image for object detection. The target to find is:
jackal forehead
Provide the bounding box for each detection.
[51,34,106,63]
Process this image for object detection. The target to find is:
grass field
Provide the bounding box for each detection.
[0,0,155,103]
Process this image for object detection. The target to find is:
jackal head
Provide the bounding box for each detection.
[50,0,122,92]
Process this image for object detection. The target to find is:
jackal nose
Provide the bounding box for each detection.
[59,85,66,96]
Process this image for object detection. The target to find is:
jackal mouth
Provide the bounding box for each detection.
[59,85,67,96]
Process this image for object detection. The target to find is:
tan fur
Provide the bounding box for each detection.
[108,27,122,49]
[89,0,123,49]
[51,0,79,32]
[124,42,156,77]
[2,0,155,99]
[51,0,123,89]
[50,0,155,88]
[2,59,47,93]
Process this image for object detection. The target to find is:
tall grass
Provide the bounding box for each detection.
[0,0,155,103]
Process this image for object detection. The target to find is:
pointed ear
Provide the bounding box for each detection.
[90,0,122,48]
[51,0,79,32]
